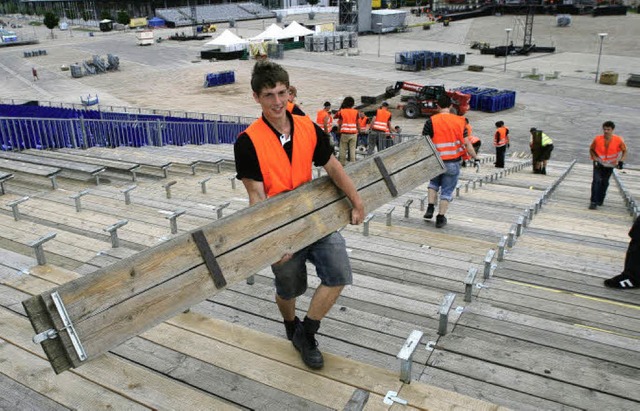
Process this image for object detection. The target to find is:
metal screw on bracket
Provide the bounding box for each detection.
[163,180,177,199]
[199,177,212,194]
[363,213,374,236]
[7,196,29,221]
[214,202,230,219]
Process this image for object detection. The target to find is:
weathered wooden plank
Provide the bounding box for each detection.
[23,138,444,373]
[0,151,106,175]
[0,372,70,411]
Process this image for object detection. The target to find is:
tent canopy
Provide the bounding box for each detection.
[249,23,283,41]
[279,21,314,39]
[203,29,248,52]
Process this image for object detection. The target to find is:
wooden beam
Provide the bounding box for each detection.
[22,137,444,374]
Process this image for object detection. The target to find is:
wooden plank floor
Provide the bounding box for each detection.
[1,145,639,410]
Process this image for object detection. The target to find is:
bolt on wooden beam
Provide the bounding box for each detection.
[70,189,90,212]
[397,330,423,383]
[7,196,29,221]
[104,220,128,248]
[464,267,479,302]
[438,293,456,336]
[29,232,57,265]
[166,209,186,234]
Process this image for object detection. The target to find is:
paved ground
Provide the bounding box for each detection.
[1,11,639,165]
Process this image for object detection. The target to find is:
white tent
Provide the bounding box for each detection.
[203,29,248,52]
[279,21,314,40]
[250,23,284,41]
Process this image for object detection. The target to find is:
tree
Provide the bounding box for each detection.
[43,12,60,38]
[100,10,112,20]
[116,10,130,25]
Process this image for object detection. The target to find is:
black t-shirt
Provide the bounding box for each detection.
[234,112,334,182]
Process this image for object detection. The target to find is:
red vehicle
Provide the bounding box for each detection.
[391,81,471,119]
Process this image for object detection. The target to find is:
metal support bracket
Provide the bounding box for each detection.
[385,206,395,226]
[383,391,407,406]
[438,292,456,336]
[28,232,57,265]
[420,194,427,211]
[403,199,413,218]
[122,185,137,205]
[497,235,507,261]
[199,177,212,194]
[397,329,423,383]
[50,291,88,361]
[484,249,496,279]
[190,161,200,175]
[315,167,322,178]
[191,229,227,289]
[214,202,230,219]
[464,267,478,302]
[213,159,223,174]
[130,165,141,182]
[0,174,14,195]
[70,189,90,212]
[516,215,524,237]
[363,213,374,236]
[229,176,237,190]
[7,196,29,221]
[93,169,105,186]
[166,209,186,234]
[161,164,171,179]
[163,180,177,199]
[374,157,398,197]
[104,220,128,248]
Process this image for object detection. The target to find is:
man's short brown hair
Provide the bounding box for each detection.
[251,61,289,94]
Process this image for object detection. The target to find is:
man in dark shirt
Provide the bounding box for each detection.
[234,61,364,369]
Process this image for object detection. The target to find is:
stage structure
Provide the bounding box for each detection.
[338,0,371,33]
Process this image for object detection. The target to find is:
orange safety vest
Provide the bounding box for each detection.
[245,116,316,198]
[286,101,295,113]
[316,109,331,130]
[494,126,509,147]
[591,134,625,167]
[358,115,368,131]
[338,108,359,134]
[430,113,466,161]
[371,109,391,133]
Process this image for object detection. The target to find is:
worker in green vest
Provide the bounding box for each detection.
[529,128,554,175]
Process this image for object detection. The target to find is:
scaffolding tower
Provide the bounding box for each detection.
[338,0,359,31]
[523,0,535,48]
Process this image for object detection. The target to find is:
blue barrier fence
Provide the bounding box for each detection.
[0,103,253,151]
[395,50,465,72]
[204,71,235,88]
[453,87,516,112]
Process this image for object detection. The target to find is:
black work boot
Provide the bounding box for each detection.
[423,204,435,220]
[283,316,300,341]
[292,317,324,369]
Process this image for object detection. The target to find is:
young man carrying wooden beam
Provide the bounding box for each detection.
[234,61,365,369]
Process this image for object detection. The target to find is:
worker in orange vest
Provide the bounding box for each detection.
[368,101,393,155]
[315,101,332,135]
[357,111,369,150]
[493,120,509,168]
[589,120,627,210]
[335,96,360,165]
[461,118,481,167]
[422,95,478,228]
[286,85,306,116]
[234,61,364,369]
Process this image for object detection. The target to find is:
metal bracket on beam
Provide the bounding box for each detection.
[32,291,88,362]
[28,232,56,265]
[163,180,177,199]
[465,181,470,193]
[507,224,516,248]
[199,177,212,194]
[484,249,496,279]
[455,184,461,197]
[527,207,534,221]
[374,157,398,197]
[190,161,200,175]
[229,176,237,190]
[516,215,524,237]
[161,164,171,179]
[213,159,223,174]
[130,165,141,182]
[191,229,227,289]
[420,194,427,211]
[397,330,423,383]
[122,185,137,205]
[478,178,483,188]
[497,236,507,261]
[464,267,478,302]
[315,167,322,178]
[385,206,395,226]
[104,220,128,248]
[214,202,230,219]
[70,189,90,212]
[93,169,105,186]
[0,174,14,195]
[363,213,374,236]
[166,209,186,234]
[438,292,456,336]
[7,196,29,221]
[472,179,477,189]
[403,199,413,218]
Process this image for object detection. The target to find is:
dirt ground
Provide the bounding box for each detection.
[1,11,639,164]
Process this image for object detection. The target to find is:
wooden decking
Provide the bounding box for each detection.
[1,145,638,410]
